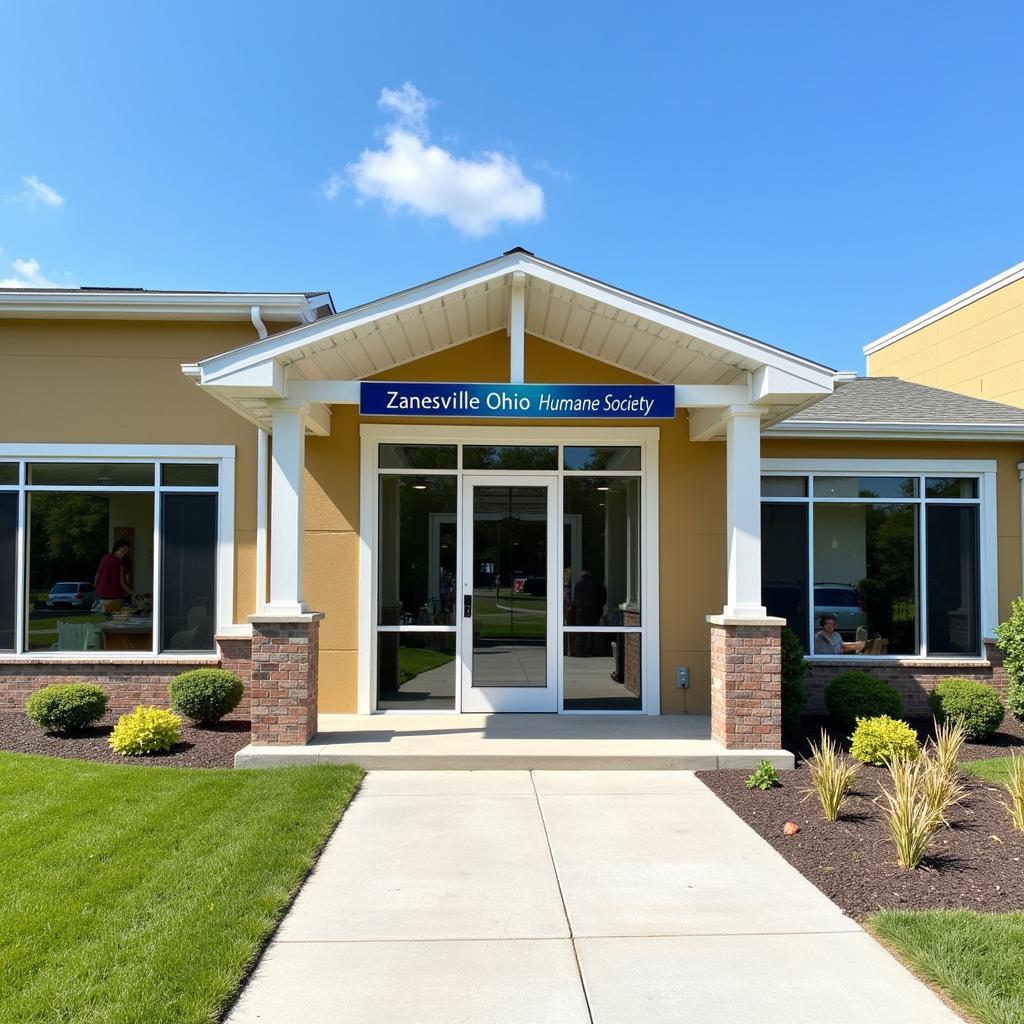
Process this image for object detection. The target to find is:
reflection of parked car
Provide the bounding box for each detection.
[46,582,97,609]
[814,584,866,638]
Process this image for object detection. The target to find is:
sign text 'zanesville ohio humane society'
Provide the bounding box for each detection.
[360,382,676,419]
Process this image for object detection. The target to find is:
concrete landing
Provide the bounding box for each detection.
[233,713,794,770]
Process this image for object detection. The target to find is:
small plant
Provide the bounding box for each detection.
[108,706,181,756]
[801,729,859,822]
[825,671,902,730]
[928,678,1005,741]
[745,760,781,791]
[168,668,245,725]
[1003,751,1024,831]
[850,715,920,766]
[995,597,1024,723]
[926,717,966,782]
[876,756,945,869]
[25,683,108,733]
[918,750,967,826]
[780,627,808,735]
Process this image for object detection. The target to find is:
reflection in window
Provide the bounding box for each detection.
[564,477,641,625]
[0,494,15,650]
[926,478,978,499]
[378,476,456,625]
[813,503,917,655]
[927,505,980,654]
[377,633,456,709]
[0,464,17,485]
[563,633,641,710]
[761,504,808,650]
[563,446,641,471]
[28,463,154,486]
[761,476,807,498]
[161,464,218,487]
[378,445,457,470]
[463,446,558,470]
[27,492,154,652]
[161,493,217,652]
[813,476,918,499]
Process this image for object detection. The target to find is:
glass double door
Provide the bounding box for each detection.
[460,476,558,712]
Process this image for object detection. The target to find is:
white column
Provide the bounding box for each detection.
[266,401,307,615]
[723,406,767,617]
[509,270,526,383]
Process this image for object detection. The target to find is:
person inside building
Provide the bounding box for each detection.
[572,569,608,656]
[94,539,135,616]
[813,612,866,654]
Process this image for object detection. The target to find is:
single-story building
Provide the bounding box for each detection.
[2,249,1022,753]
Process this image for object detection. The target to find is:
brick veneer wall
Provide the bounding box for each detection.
[248,616,321,745]
[804,639,1007,716]
[710,621,782,749]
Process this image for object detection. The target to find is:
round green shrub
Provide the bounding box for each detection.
[927,678,1005,741]
[780,627,808,735]
[824,671,902,729]
[108,706,181,756]
[25,683,108,733]
[168,669,244,725]
[995,597,1024,724]
[850,715,920,765]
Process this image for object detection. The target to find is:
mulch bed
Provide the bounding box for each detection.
[699,716,1024,919]
[0,711,251,768]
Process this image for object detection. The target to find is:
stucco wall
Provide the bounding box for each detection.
[867,275,1024,408]
[0,318,267,625]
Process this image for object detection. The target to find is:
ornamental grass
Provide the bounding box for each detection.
[801,729,858,822]
[876,756,945,869]
[1003,751,1024,831]
[927,717,966,783]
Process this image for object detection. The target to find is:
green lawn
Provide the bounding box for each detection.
[964,756,1016,785]
[870,911,1024,1024]
[0,752,363,1024]
[398,645,455,682]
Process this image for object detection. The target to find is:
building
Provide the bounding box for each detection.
[866,259,1024,408]
[2,250,1022,757]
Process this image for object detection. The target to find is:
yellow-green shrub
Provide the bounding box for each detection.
[850,715,920,766]
[108,706,181,756]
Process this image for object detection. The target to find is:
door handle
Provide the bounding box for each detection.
[463,594,473,618]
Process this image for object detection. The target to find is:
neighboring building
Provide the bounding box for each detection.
[866,259,1024,408]
[1,251,1021,756]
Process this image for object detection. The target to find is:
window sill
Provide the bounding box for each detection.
[806,655,989,668]
[0,654,221,665]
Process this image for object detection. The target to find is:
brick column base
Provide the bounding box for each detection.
[248,613,323,745]
[707,615,784,749]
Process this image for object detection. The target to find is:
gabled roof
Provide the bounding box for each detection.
[769,376,1024,438]
[189,250,836,434]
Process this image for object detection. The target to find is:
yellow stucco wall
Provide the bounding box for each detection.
[867,275,1024,408]
[0,318,266,625]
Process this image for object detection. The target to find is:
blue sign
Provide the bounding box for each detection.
[360,382,675,419]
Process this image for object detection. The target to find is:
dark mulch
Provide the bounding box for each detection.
[699,716,1024,919]
[0,711,251,768]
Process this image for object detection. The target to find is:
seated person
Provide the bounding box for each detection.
[814,613,866,654]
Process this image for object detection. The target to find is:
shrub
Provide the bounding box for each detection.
[168,669,244,725]
[995,597,1024,723]
[25,683,107,733]
[877,756,945,869]
[780,627,808,735]
[1003,751,1024,831]
[927,678,1004,741]
[801,729,858,822]
[745,760,781,791]
[850,715,920,766]
[825,671,902,729]
[108,706,181,756]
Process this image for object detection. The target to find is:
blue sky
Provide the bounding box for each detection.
[2,1,1022,371]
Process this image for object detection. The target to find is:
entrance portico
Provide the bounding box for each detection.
[185,250,834,753]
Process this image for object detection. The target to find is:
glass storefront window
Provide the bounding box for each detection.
[812,476,918,499]
[161,464,219,487]
[926,477,978,499]
[562,633,641,710]
[0,494,15,650]
[927,505,980,655]
[0,464,17,485]
[563,446,641,471]
[377,633,456,710]
[761,476,807,498]
[463,446,558,470]
[160,493,217,652]
[761,503,809,650]
[28,463,154,486]
[378,444,458,470]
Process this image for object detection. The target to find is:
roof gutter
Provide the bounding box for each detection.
[766,420,1024,441]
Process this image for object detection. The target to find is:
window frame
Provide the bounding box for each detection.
[760,458,996,661]
[0,444,235,660]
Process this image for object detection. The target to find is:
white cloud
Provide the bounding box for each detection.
[0,256,68,288]
[321,172,344,200]
[21,175,65,207]
[337,83,545,237]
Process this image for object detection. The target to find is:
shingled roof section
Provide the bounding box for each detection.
[785,376,1024,425]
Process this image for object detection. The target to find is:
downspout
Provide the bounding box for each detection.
[250,305,269,340]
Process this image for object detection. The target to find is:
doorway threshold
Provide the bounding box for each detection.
[234,714,794,771]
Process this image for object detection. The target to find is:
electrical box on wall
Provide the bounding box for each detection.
[676,666,689,688]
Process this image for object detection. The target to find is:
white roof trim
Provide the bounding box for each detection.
[0,290,331,322]
[194,251,835,387]
[766,420,1024,440]
[864,258,1024,357]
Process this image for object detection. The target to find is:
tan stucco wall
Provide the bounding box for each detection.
[867,276,1024,408]
[0,318,266,624]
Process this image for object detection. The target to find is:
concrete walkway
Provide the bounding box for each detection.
[227,771,963,1024]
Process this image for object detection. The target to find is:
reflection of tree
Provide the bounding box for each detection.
[30,493,108,587]
[860,503,916,650]
[468,446,557,470]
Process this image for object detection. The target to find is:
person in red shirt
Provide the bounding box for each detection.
[94,539,135,614]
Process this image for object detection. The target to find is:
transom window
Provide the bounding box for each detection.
[0,452,231,657]
[761,470,986,658]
